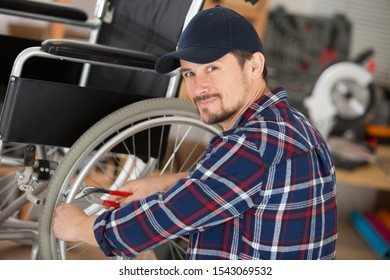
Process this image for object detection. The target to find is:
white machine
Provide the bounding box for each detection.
[304,60,374,140]
[304,57,376,168]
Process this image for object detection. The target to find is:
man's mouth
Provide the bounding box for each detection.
[194,94,220,107]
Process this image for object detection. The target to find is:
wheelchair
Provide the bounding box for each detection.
[0,0,224,260]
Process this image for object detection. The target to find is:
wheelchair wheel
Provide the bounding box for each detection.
[38,98,221,260]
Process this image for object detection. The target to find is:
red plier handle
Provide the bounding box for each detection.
[75,186,132,208]
[101,190,132,208]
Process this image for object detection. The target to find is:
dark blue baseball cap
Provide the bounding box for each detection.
[155,5,264,74]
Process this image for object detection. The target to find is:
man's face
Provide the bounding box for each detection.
[180,53,252,128]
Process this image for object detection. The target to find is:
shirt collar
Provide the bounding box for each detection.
[230,86,289,130]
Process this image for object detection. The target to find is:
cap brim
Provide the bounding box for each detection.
[155,46,231,74]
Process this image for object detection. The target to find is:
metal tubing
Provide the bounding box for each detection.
[0,8,99,28]
[11,47,163,80]
[0,182,47,224]
[0,154,58,170]
[0,230,38,259]
[1,217,38,230]
[0,155,24,167]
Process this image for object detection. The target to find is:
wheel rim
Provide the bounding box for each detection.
[52,116,220,259]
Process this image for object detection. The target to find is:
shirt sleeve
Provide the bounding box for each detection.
[93,133,265,258]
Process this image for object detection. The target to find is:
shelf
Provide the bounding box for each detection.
[336,145,390,192]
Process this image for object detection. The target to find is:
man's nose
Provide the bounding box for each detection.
[192,75,210,96]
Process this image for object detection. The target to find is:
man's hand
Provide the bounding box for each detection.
[53,203,98,247]
[53,173,188,246]
[112,172,189,206]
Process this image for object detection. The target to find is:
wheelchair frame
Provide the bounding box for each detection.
[0,0,206,260]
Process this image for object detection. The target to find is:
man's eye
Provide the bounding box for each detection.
[183,72,194,78]
[207,66,217,72]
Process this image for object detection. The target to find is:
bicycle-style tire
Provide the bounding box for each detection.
[38,98,221,260]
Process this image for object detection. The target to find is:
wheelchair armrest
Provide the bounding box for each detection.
[0,0,88,22]
[41,39,159,70]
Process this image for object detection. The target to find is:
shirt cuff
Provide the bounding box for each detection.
[93,210,115,257]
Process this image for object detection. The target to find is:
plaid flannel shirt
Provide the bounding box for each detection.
[94,86,337,259]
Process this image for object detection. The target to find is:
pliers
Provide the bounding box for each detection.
[74,185,132,208]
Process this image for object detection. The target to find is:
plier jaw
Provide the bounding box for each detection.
[74,186,131,208]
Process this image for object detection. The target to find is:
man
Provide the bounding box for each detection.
[54,6,337,260]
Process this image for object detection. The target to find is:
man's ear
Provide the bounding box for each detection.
[248,52,265,79]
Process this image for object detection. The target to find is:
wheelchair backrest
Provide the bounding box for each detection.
[87,0,200,98]
[0,0,205,148]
